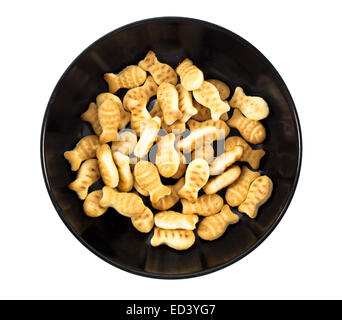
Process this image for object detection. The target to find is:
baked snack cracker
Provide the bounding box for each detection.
[150,227,195,250]
[207,79,230,100]
[133,179,149,197]
[131,206,154,233]
[104,65,147,93]
[151,101,186,134]
[96,92,130,130]
[111,131,137,156]
[96,144,119,188]
[155,133,180,178]
[138,50,177,85]
[83,190,108,218]
[187,119,230,139]
[192,100,228,121]
[134,116,161,158]
[227,109,266,144]
[204,165,241,194]
[209,146,243,175]
[178,159,209,202]
[191,144,214,163]
[176,58,204,91]
[225,165,260,207]
[229,87,269,120]
[197,205,239,241]
[171,152,187,179]
[133,160,171,203]
[176,84,198,122]
[123,76,157,135]
[193,81,230,121]
[157,83,182,125]
[225,136,265,170]
[176,126,218,153]
[161,119,186,135]
[154,211,199,230]
[81,102,102,136]
[113,151,134,192]
[68,159,100,200]
[181,194,224,216]
[152,177,185,211]
[238,175,273,218]
[64,135,100,171]
[100,186,145,217]
[98,98,121,144]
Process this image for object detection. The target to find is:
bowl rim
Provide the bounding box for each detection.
[40,16,303,279]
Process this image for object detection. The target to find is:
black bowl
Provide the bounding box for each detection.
[41,17,302,279]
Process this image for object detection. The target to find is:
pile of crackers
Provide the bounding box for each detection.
[64,50,273,251]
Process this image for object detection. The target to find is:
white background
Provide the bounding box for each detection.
[1,0,341,300]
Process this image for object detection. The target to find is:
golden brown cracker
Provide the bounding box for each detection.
[225,165,260,207]
[150,227,195,250]
[181,194,224,216]
[238,175,273,218]
[68,159,100,200]
[197,204,239,240]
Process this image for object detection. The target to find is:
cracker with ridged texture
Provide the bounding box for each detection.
[227,109,266,144]
[198,205,239,240]
[207,79,230,100]
[150,101,185,134]
[150,100,163,118]
[171,152,187,179]
[181,194,224,216]
[133,179,150,197]
[68,159,100,200]
[111,131,137,156]
[152,178,185,211]
[226,166,260,207]
[157,83,182,125]
[100,186,145,217]
[81,102,102,136]
[225,136,265,170]
[134,160,171,203]
[178,159,209,202]
[155,133,180,178]
[155,211,199,230]
[238,175,273,218]
[176,58,204,91]
[150,227,195,250]
[134,116,161,158]
[98,98,120,144]
[176,84,197,122]
[96,144,119,188]
[113,151,134,192]
[192,101,228,121]
[176,126,218,153]
[193,81,230,121]
[96,93,130,130]
[123,76,157,135]
[83,190,108,218]
[229,87,269,120]
[64,135,100,171]
[209,146,243,175]
[138,50,177,85]
[204,165,241,194]
[104,65,147,93]
[187,119,230,140]
[131,206,154,233]
[161,119,186,134]
[191,144,214,163]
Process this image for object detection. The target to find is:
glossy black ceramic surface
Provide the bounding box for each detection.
[41,17,302,278]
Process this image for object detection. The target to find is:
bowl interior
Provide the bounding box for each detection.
[41,17,301,278]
